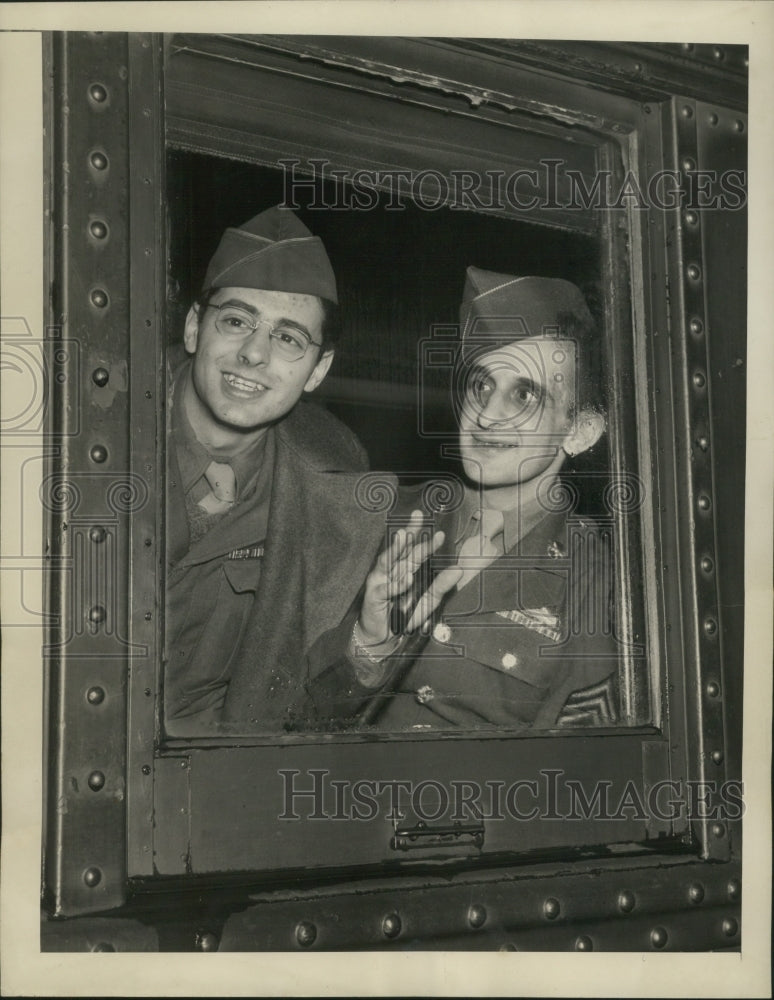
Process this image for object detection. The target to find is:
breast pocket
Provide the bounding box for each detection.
[447,615,564,690]
[165,558,261,719]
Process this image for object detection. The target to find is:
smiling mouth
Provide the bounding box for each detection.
[469,436,519,449]
[223,372,268,393]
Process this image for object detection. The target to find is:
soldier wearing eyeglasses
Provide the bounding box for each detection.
[164,206,389,734]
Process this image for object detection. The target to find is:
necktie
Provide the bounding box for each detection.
[198,460,237,515]
[455,507,505,590]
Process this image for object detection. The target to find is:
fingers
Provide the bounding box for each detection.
[405,565,464,634]
[372,512,443,592]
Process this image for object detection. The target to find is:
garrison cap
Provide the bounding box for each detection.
[459,266,592,344]
[203,205,338,303]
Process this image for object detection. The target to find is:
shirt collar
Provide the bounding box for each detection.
[454,480,556,552]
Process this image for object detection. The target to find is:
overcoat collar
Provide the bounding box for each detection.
[221,400,394,724]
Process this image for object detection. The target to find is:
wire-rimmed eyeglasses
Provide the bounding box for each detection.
[205,303,323,362]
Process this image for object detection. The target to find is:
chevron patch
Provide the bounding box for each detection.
[557,674,619,727]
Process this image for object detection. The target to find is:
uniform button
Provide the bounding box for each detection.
[433,623,452,644]
[501,652,518,670]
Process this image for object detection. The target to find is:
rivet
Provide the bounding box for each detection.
[89,220,108,240]
[734,120,745,133]
[712,47,725,61]
[681,105,693,118]
[141,764,151,776]
[692,371,706,389]
[88,604,107,624]
[499,942,518,951]
[144,611,152,621]
[88,83,108,104]
[711,749,724,765]
[144,688,152,697]
[706,680,721,698]
[721,917,738,937]
[89,526,107,544]
[89,150,108,171]
[196,931,219,952]
[704,616,718,636]
[727,878,741,901]
[468,904,487,929]
[700,556,714,573]
[145,390,152,399]
[91,942,115,952]
[687,263,701,281]
[688,883,705,904]
[681,43,694,52]
[87,770,105,791]
[682,157,696,173]
[689,317,704,335]
[56,372,67,384]
[90,288,109,308]
[685,210,698,226]
[618,890,636,913]
[697,494,711,511]
[575,935,593,951]
[295,921,317,947]
[92,367,109,387]
[650,926,668,949]
[708,112,719,126]
[83,866,102,887]
[697,435,709,451]
[543,897,560,920]
[711,822,725,838]
[382,912,402,939]
[86,686,105,705]
[90,444,108,464]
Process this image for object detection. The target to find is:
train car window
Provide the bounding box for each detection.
[141,32,674,882]
[163,150,646,740]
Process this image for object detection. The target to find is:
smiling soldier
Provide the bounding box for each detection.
[308,266,621,730]
[164,206,388,735]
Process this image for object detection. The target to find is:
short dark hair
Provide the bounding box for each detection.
[193,288,340,353]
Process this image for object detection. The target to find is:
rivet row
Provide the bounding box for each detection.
[274,881,741,947]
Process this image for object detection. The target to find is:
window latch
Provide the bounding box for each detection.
[390,819,485,852]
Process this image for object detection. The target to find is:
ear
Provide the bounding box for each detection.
[562,409,605,458]
[183,304,201,355]
[303,349,334,393]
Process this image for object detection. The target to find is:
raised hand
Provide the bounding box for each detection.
[357,509,462,646]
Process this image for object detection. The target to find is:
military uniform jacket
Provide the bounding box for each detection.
[165,367,392,735]
[306,501,620,731]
